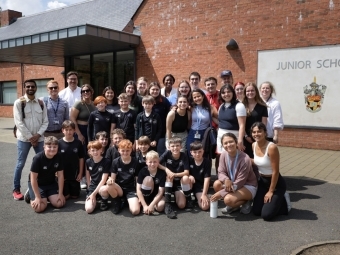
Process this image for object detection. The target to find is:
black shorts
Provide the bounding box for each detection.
[28,181,59,200]
[172,180,182,192]
[144,192,157,205]
[63,180,80,197]
[86,185,101,200]
[192,183,204,194]
[122,187,137,199]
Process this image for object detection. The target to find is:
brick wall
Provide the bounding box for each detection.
[134,0,340,83]
[0,63,64,117]
[133,0,340,150]
[280,128,340,151]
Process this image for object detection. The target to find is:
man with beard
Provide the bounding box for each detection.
[13,79,48,200]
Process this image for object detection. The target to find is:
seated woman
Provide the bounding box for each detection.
[251,122,291,221]
[211,133,257,215]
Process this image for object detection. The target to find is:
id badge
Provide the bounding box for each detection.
[194,131,201,139]
[53,118,59,125]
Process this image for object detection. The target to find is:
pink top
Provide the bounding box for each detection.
[218,150,257,197]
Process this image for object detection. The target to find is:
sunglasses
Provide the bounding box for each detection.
[25,86,36,89]
[48,86,58,90]
[81,89,91,93]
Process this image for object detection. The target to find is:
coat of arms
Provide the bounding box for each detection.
[303,77,327,113]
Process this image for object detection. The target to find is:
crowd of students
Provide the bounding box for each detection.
[23,70,291,221]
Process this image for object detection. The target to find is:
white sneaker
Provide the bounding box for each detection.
[221,206,239,215]
[240,200,253,214]
[284,192,292,212]
[80,177,87,189]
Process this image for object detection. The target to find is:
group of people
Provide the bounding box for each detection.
[12,69,291,220]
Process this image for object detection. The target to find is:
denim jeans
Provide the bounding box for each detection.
[13,140,43,190]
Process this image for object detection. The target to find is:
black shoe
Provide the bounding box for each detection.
[185,199,194,211]
[164,203,177,219]
[24,188,30,204]
[112,197,122,214]
[100,199,109,211]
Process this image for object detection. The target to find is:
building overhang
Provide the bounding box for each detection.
[0,24,140,66]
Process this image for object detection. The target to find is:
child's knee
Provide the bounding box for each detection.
[32,203,47,213]
[143,176,154,186]
[181,175,189,184]
[130,207,140,215]
[85,204,95,214]
[224,196,236,207]
[213,180,222,192]
[199,201,210,211]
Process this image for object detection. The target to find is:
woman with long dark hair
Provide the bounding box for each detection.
[102,86,119,114]
[251,122,290,220]
[165,95,191,152]
[70,84,96,189]
[217,84,246,154]
[186,88,218,153]
[147,82,171,155]
[123,81,143,114]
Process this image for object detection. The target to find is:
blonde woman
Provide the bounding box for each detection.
[242,82,268,158]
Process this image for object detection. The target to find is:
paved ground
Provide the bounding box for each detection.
[0,117,339,255]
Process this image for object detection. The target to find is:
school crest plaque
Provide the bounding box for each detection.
[303,77,327,113]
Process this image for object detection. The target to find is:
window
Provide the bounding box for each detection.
[35,79,53,99]
[1,81,17,104]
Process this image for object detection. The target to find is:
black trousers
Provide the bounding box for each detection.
[253,174,288,221]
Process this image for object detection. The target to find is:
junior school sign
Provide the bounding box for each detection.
[257,45,338,128]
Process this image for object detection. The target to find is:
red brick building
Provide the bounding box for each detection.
[0,0,339,150]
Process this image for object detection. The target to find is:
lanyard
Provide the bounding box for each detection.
[195,106,203,130]
[227,151,239,182]
[49,97,60,117]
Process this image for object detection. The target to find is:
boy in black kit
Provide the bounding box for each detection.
[95,131,110,155]
[135,96,162,150]
[188,141,211,211]
[113,93,137,144]
[28,136,65,213]
[137,151,166,215]
[58,120,85,199]
[105,128,126,162]
[135,136,151,169]
[160,137,192,219]
[100,139,140,215]
[87,96,116,142]
[85,141,111,213]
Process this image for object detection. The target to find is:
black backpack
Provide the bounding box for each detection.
[13,97,45,138]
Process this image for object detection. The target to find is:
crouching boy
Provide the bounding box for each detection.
[160,137,191,219]
[136,151,166,215]
[85,141,111,213]
[100,139,140,215]
[28,136,65,213]
[188,141,211,211]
